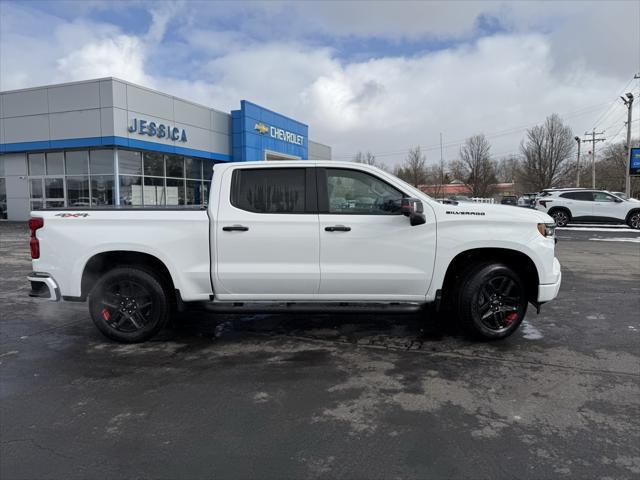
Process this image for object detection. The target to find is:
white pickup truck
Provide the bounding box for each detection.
[27,161,561,342]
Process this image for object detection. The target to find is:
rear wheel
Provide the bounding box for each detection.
[88,267,170,343]
[550,209,570,227]
[456,263,528,340]
[628,211,640,230]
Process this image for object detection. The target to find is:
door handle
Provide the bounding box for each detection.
[325,225,351,232]
[222,225,249,232]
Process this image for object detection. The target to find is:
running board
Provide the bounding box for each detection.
[201,301,428,314]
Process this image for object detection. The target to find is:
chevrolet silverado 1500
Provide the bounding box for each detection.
[27,161,561,342]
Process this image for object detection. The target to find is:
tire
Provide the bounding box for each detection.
[627,210,640,230]
[549,209,570,227]
[455,263,528,340]
[88,267,170,343]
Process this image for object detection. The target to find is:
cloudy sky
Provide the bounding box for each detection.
[1,0,639,167]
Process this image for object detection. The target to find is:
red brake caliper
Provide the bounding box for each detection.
[505,312,518,325]
[101,308,111,321]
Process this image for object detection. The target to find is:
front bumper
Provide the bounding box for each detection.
[27,272,61,301]
[537,257,561,302]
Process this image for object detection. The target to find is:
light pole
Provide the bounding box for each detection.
[574,136,581,187]
[622,92,634,197]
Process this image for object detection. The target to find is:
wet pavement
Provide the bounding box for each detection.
[1,221,639,479]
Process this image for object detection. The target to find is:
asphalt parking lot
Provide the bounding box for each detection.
[1,221,639,479]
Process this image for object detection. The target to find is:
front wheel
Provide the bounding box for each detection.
[88,267,170,343]
[550,209,570,227]
[456,263,528,340]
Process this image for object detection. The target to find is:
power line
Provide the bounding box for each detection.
[590,76,637,130]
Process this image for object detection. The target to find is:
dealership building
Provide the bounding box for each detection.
[0,78,331,220]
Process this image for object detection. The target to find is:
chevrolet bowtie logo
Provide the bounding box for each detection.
[254,122,269,135]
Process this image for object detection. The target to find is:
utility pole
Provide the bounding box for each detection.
[574,136,581,187]
[439,132,444,198]
[583,130,606,188]
[621,92,634,196]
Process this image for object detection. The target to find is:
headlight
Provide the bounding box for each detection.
[537,222,556,237]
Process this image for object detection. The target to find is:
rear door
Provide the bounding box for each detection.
[215,167,320,299]
[560,191,594,219]
[317,167,436,301]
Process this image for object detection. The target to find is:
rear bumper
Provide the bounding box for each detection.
[27,272,61,301]
[537,257,561,302]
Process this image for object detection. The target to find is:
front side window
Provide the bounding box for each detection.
[231,168,306,213]
[326,168,403,215]
[593,192,616,202]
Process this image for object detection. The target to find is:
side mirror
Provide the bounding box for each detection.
[401,197,426,226]
[615,198,623,203]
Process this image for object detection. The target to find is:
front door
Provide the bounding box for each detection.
[592,191,624,221]
[317,167,436,301]
[214,166,319,299]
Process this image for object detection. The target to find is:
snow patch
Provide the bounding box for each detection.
[589,237,640,243]
[521,321,543,340]
[557,227,639,233]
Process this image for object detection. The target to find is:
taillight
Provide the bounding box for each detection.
[28,217,44,259]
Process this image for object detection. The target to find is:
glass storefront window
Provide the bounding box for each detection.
[0,156,5,176]
[186,180,203,205]
[204,161,214,181]
[31,200,43,211]
[0,178,6,219]
[119,150,142,175]
[144,152,164,177]
[143,176,165,205]
[119,176,142,205]
[65,150,89,174]
[45,177,64,199]
[90,150,114,174]
[91,175,115,206]
[28,153,45,175]
[46,200,65,208]
[203,181,210,206]
[185,157,202,180]
[46,152,64,175]
[30,179,43,199]
[166,178,185,205]
[166,155,184,178]
[67,176,91,206]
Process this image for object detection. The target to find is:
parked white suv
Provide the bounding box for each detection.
[535,189,640,228]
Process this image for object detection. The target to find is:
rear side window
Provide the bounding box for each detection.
[231,168,306,213]
[561,192,594,201]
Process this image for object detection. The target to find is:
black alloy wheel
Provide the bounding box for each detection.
[629,212,640,230]
[89,267,169,343]
[456,263,527,340]
[551,210,569,227]
[475,275,522,333]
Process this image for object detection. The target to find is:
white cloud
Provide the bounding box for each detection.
[1,1,638,168]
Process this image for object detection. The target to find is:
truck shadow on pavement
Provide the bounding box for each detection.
[167,309,463,350]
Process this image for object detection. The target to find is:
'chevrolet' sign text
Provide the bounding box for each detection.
[255,122,304,146]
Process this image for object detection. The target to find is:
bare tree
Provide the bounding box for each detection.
[449,134,496,197]
[353,151,387,171]
[394,146,427,187]
[423,164,450,198]
[495,155,519,184]
[595,138,640,194]
[519,114,575,191]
